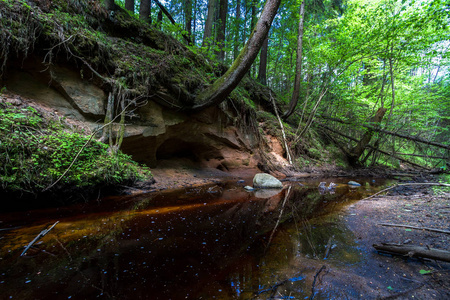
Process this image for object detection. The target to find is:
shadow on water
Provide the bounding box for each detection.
[0,177,391,299]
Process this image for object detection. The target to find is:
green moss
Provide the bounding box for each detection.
[0,104,151,194]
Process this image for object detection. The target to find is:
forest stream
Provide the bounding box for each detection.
[2,177,435,300]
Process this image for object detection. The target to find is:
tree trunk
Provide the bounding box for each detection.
[373,243,450,263]
[104,0,116,10]
[202,0,215,47]
[184,0,193,44]
[215,0,228,61]
[250,0,257,77]
[190,0,282,111]
[125,0,134,12]
[257,36,268,85]
[233,0,241,60]
[156,9,163,29]
[349,107,387,166]
[139,0,151,24]
[283,0,305,120]
[152,0,191,44]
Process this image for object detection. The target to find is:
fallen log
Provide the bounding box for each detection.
[318,115,450,151]
[316,122,429,169]
[373,243,450,262]
[378,223,450,235]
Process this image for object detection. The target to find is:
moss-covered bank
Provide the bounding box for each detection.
[0,94,152,208]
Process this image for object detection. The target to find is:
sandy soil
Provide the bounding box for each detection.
[298,183,450,300]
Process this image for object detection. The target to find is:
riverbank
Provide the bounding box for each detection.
[260,179,450,299]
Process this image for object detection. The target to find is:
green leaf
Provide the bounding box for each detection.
[419,269,431,275]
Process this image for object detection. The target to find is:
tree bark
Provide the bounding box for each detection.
[184,0,193,44]
[152,0,191,44]
[104,0,116,10]
[373,243,450,262]
[348,107,387,166]
[189,0,281,111]
[215,0,228,61]
[139,0,151,24]
[283,0,305,120]
[125,0,134,12]
[257,36,268,85]
[233,0,241,60]
[202,0,215,47]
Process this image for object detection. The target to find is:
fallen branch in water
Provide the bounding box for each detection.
[373,243,450,262]
[21,221,59,257]
[324,236,334,259]
[360,182,450,201]
[309,265,326,300]
[378,223,450,235]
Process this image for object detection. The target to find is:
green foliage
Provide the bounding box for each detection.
[0,104,151,194]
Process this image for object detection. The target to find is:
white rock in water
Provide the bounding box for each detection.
[244,186,255,191]
[253,173,283,189]
[348,180,361,186]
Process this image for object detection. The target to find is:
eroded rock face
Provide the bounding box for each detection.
[3,58,282,173]
[121,107,260,170]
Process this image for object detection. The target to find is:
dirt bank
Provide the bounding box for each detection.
[280,182,450,299]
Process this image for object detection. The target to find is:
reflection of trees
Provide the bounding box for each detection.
[0,183,373,299]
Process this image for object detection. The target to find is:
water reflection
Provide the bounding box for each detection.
[0,178,389,299]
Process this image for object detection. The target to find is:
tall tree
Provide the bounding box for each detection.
[125,0,134,12]
[283,0,305,119]
[139,0,151,24]
[215,0,228,61]
[257,36,268,85]
[184,0,193,44]
[190,0,282,111]
[233,0,241,60]
[202,0,216,47]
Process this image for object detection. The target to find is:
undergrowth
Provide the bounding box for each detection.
[0,102,151,195]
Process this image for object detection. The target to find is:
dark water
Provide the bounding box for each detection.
[0,177,390,299]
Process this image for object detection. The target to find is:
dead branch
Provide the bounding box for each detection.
[21,221,59,256]
[270,91,293,164]
[360,182,450,201]
[378,223,450,235]
[373,243,450,262]
[309,265,326,300]
[317,122,430,169]
[42,98,139,192]
[318,115,450,151]
[324,236,334,259]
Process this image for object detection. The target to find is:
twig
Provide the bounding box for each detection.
[378,223,450,235]
[360,182,450,201]
[21,221,59,257]
[270,91,293,164]
[265,186,292,251]
[324,236,334,259]
[309,265,326,300]
[42,99,138,192]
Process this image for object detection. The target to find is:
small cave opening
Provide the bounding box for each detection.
[156,139,200,162]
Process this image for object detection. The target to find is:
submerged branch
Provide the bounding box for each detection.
[360,182,450,201]
[378,223,450,235]
[21,221,59,257]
